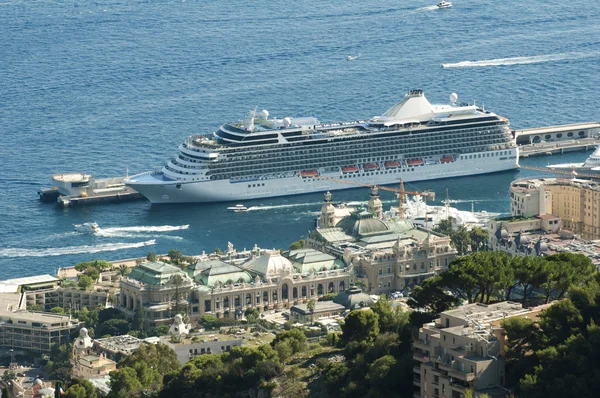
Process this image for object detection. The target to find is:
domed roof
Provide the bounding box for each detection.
[515,233,530,247]
[337,211,390,237]
[33,378,43,386]
[245,250,293,277]
[334,286,374,310]
[535,239,548,254]
[496,227,509,240]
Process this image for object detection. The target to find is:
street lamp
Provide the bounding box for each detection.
[9,349,14,366]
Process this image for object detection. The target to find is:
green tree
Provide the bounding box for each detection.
[307,299,316,323]
[288,240,305,250]
[68,378,98,398]
[452,224,472,255]
[244,308,260,324]
[50,306,65,314]
[97,318,130,337]
[78,275,94,290]
[132,304,145,332]
[146,252,157,262]
[117,265,130,277]
[318,293,338,301]
[433,217,455,237]
[341,309,379,344]
[28,304,43,311]
[370,296,408,334]
[1,371,15,383]
[408,276,459,315]
[1,388,8,398]
[64,385,87,398]
[108,367,144,398]
[119,343,180,376]
[468,226,488,252]
[271,329,307,354]
[167,249,183,264]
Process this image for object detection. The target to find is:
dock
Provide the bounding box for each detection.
[516,122,600,157]
[38,173,145,207]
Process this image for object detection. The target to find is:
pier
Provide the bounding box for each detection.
[516,122,600,157]
[38,173,144,207]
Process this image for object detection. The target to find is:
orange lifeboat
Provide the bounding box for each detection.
[301,170,319,178]
[384,160,401,168]
[342,165,359,173]
[406,159,424,166]
[363,163,379,171]
[440,155,453,163]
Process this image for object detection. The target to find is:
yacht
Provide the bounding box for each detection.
[437,1,452,8]
[546,146,600,176]
[125,90,518,203]
[74,222,100,234]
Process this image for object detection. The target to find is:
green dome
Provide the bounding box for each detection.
[337,211,390,237]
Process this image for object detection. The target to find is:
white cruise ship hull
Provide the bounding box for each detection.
[126,149,518,203]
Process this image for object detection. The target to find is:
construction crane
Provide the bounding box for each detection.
[315,176,435,220]
[518,165,600,179]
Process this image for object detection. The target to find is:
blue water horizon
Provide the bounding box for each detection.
[0,0,598,278]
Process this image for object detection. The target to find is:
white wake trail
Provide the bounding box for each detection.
[441,52,594,68]
[101,225,189,232]
[0,240,156,258]
[245,202,322,211]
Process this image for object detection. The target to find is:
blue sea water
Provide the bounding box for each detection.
[0,0,598,278]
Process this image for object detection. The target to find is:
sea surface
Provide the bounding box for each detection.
[0,0,598,278]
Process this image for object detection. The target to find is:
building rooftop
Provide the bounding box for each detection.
[442,301,528,324]
[291,301,345,315]
[127,261,188,286]
[0,275,58,287]
[94,335,142,354]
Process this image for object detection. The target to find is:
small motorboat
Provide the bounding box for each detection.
[74,222,100,234]
[227,204,248,212]
[436,1,452,8]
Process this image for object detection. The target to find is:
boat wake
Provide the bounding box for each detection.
[100,225,189,232]
[441,52,594,68]
[245,202,322,212]
[96,230,184,240]
[417,5,439,11]
[0,240,156,258]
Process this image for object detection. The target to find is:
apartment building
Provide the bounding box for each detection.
[413,302,549,398]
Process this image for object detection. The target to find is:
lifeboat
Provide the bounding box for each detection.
[440,155,453,163]
[384,160,401,168]
[363,163,379,171]
[301,170,319,178]
[342,165,359,173]
[406,159,424,166]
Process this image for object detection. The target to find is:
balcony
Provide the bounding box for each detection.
[448,369,476,382]
[413,365,421,374]
[413,340,431,351]
[412,352,431,362]
[413,377,421,387]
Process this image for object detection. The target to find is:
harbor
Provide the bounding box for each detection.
[515,122,600,157]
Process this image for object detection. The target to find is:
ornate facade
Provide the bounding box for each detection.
[309,189,457,295]
[118,246,355,324]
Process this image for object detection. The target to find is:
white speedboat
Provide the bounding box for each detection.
[227,204,248,212]
[437,1,452,8]
[74,222,101,234]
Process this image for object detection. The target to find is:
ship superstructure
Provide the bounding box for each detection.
[125,90,518,203]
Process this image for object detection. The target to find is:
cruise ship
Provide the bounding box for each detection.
[125,90,519,203]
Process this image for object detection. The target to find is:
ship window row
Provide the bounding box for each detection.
[208,138,505,173]
[218,129,507,165]
[205,145,507,179]
[218,126,508,161]
[203,122,508,155]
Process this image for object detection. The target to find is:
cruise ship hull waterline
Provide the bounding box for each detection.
[125,90,519,203]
